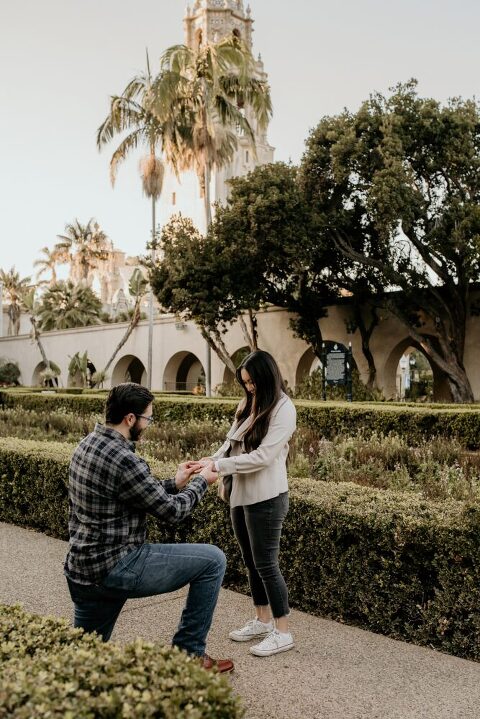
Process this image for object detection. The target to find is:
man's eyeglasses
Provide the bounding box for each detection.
[135,414,154,424]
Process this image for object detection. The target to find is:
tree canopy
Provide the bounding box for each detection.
[300,81,480,402]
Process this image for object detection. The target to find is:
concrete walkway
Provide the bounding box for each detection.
[1,521,480,719]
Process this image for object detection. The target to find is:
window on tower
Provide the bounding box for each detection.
[172,192,176,206]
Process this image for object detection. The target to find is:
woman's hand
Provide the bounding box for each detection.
[196,457,213,467]
[196,461,219,485]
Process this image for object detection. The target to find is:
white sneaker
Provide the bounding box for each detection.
[229,618,274,642]
[250,629,294,656]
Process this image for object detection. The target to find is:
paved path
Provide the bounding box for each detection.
[1,521,480,719]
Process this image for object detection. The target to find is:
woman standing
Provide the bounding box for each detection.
[200,350,296,656]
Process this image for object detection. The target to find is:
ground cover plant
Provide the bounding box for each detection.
[0,604,242,718]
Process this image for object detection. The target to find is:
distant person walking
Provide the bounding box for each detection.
[64,382,233,673]
[199,350,297,656]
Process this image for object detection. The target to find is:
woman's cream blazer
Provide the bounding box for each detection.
[212,393,297,507]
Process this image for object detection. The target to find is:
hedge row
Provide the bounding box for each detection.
[1,437,480,661]
[2,390,480,447]
[0,604,242,718]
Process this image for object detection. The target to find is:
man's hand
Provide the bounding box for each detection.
[175,461,204,489]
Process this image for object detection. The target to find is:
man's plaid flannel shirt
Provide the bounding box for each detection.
[64,423,207,585]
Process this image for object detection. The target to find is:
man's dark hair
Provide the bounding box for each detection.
[105,383,154,424]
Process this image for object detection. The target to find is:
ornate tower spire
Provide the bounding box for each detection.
[184,0,253,49]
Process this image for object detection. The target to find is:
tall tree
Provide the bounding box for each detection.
[301,81,480,403]
[151,216,249,372]
[36,281,102,331]
[97,53,165,389]
[0,267,31,336]
[151,164,339,369]
[149,34,272,229]
[55,219,109,284]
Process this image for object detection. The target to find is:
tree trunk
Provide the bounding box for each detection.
[204,162,212,229]
[147,196,156,389]
[201,327,236,373]
[289,313,324,361]
[29,316,51,370]
[388,303,475,403]
[354,304,378,389]
[238,312,258,351]
[103,302,142,374]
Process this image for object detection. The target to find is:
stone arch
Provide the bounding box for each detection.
[222,346,250,386]
[382,337,451,402]
[295,348,319,388]
[295,343,356,389]
[111,354,147,387]
[163,351,205,393]
[31,361,58,388]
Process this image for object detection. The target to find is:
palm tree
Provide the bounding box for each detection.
[21,288,57,380]
[100,269,148,376]
[0,267,31,336]
[149,34,272,228]
[55,219,110,284]
[97,53,166,389]
[36,281,102,331]
[34,246,62,286]
[149,34,271,393]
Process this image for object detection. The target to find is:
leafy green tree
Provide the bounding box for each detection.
[151,215,244,371]
[149,34,272,228]
[0,360,21,385]
[300,81,480,403]
[36,281,102,331]
[55,219,109,284]
[151,164,338,369]
[0,267,31,336]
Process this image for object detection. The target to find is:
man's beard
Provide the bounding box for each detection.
[129,421,143,442]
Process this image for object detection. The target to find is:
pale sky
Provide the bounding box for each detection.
[1,0,479,280]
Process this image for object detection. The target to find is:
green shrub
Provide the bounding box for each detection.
[294,368,383,402]
[0,604,242,718]
[0,361,21,386]
[2,438,480,660]
[3,390,480,447]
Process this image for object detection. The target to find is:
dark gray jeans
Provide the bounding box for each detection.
[230,492,289,618]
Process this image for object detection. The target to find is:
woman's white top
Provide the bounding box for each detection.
[212,393,297,507]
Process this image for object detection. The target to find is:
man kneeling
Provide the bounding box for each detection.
[64,382,233,673]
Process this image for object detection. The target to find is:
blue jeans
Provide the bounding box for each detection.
[66,543,226,657]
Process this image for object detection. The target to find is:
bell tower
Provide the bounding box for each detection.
[184,1,254,49]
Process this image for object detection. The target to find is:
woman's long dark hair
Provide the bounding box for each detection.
[235,350,286,451]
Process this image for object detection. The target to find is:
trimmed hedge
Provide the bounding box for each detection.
[3,390,480,447]
[1,438,480,660]
[0,604,242,718]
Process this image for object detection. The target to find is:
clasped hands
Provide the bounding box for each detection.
[174,456,217,489]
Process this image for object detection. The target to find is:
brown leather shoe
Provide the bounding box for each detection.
[201,653,234,673]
